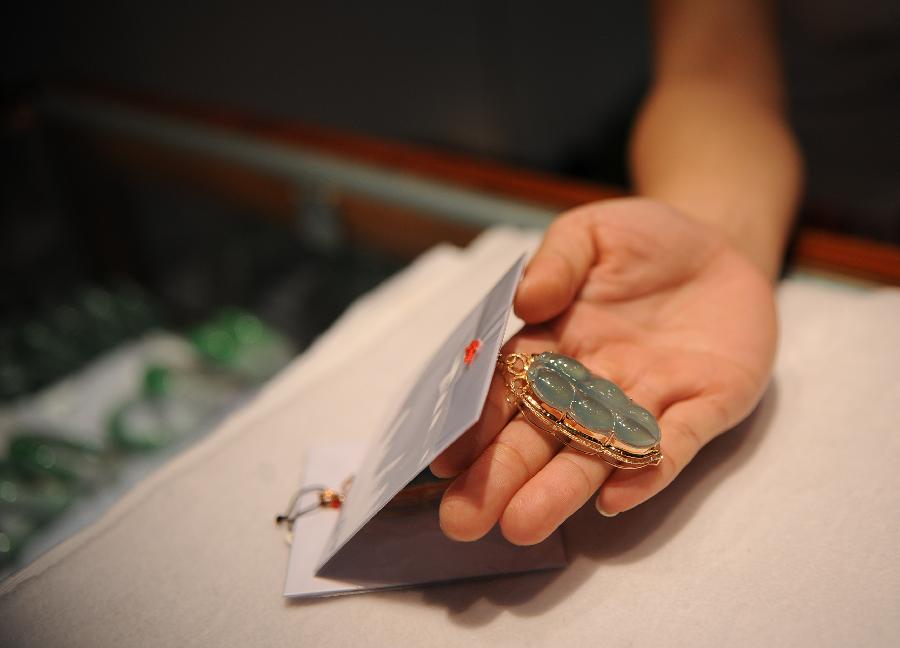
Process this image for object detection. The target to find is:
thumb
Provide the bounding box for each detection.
[516,210,596,323]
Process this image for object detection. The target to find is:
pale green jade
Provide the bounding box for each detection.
[526,352,661,450]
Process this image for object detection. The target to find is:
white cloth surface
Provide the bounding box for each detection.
[2,229,899,647]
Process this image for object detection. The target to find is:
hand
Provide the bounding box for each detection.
[430,198,777,545]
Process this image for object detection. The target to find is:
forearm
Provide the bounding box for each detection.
[631,80,802,277]
[631,0,804,279]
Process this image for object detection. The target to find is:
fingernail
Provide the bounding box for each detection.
[428,462,458,479]
[596,502,618,517]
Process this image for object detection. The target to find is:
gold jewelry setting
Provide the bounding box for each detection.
[500,352,662,469]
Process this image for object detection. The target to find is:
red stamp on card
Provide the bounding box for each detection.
[463,339,482,366]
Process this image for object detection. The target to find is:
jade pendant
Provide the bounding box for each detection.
[525,352,661,450]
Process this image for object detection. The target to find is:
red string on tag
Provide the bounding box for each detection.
[464,339,481,366]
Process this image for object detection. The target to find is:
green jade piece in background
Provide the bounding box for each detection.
[108,364,240,452]
[190,308,293,383]
[0,460,72,523]
[8,435,113,490]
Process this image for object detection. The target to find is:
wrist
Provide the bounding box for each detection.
[629,82,804,280]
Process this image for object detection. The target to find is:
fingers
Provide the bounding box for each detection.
[595,396,728,516]
[439,417,561,542]
[436,344,690,544]
[437,343,716,541]
[515,210,596,324]
[500,448,614,545]
[441,396,709,544]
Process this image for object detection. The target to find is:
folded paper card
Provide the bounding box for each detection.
[283,255,567,597]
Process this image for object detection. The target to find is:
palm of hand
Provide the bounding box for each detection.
[432,198,776,545]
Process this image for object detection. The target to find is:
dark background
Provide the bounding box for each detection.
[4,2,650,179]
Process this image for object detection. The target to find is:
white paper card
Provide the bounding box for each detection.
[283,255,567,597]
